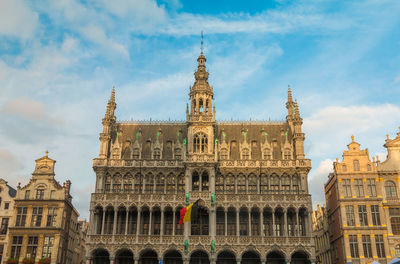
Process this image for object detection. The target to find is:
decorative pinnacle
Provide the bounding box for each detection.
[351,135,355,142]
[45,150,48,157]
[288,85,293,102]
[110,86,115,102]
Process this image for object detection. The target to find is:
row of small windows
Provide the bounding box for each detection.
[104,173,185,193]
[24,189,56,200]
[122,146,183,160]
[349,234,385,260]
[15,206,58,227]
[342,160,372,172]
[219,147,291,160]
[10,235,54,260]
[341,179,397,198]
[345,205,381,227]
[213,174,301,194]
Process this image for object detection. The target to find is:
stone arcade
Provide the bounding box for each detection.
[86,50,315,264]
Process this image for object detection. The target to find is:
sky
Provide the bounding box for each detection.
[0,0,400,219]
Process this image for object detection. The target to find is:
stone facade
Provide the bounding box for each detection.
[3,152,85,264]
[325,130,400,264]
[87,51,315,264]
[312,205,331,264]
[0,179,16,263]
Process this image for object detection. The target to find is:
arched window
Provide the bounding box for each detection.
[132,148,140,159]
[145,174,154,193]
[237,174,246,193]
[216,175,224,193]
[192,171,200,191]
[281,175,290,192]
[367,164,372,171]
[153,148,161,160]
[260,174,268,193]
[220,148,228,160]
[385,181,397,198]
[270,174,279,193]
[123,174,133,192]
[177,173,185,192]
[166,174,175,193]
[292,175,299,193]
[225,174,235,193]
[242,148,250,160]
[134,173,142,193]
[193,100,197,115]
[174,148,182,160]
[113,173,122,192]
[194,133,208,153]
[201,171,209,191]
[263,148,271,160]
[199,98,204,113]
[284,149,291,160]
[105,174,111,192]
[35,187,45,199]
[156,174,165,193]
[353,159,360,171]
[248,174,257,193]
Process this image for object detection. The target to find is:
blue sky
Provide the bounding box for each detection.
[0,0,400,219]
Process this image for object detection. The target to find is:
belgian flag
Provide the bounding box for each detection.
[179,199,199,225]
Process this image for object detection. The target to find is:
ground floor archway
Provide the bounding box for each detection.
[266,251,285,264]
[116,249,134,264]
[290,251,309,264]
[217,250,236,264]
[241,251,260,264]
[140,249,158,264]
[164,250,183,264]
[190,250,210,264]
[92,248,110,264]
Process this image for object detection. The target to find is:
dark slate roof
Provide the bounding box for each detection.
[114,120,291,161]
[7,184,16,197]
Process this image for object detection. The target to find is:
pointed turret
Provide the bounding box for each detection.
[99,87,117,159]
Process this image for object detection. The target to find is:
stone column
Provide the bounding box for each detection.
[125,210,129,235]
[113,209,118,235]
[224,208,228,236]
[272,210,276,236]
[101,209,106,235]
[136,208,141,236]
[248,210,252,236]
[236,209,240,236]
[172,208,176,235]
[161,208,165,236]
[283,209,287,237]
[210,207,216,238]
[149,209,153,235]
[296,211,300,236]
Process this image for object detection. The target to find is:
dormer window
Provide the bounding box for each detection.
[153,148,161,160]
[194,133,208,153]
[36,189,45,200]
[133,148,140,159]
[353,160,360,171]
[242,148,250,160]
[25,190,30,199]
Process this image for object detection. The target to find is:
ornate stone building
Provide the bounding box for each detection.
[325,129,400,264]
[86,50,315,264]
[4,152,86,264]
[312,205,331,264]
[0,179,16,263]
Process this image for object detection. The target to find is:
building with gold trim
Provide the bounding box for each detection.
[86,49,315,264]
[0,179,16,263]
[3,152,86,264]
[312,204,332,264]
[325,129,400,264]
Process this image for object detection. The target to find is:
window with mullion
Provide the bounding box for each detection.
[31,207,43,227]
[358,205,368,226]
[362,235,372,258]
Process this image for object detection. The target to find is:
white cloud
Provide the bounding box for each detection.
[1,98,63,125]
[0,0,39,40]
[0,149,22,179]
[79,25,129,59]
[309,159,333,206]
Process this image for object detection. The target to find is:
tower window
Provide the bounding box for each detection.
[194,133,208,153]
[353,159,360,171]
[153,148,161,160]
[199,98,203,113]
[242,148,250,160]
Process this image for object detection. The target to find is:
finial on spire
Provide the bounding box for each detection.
[201,31,204,54]
[45,150,48,157]
[288,85,293,102]
[351,135,355,142]
[110,86,115,102]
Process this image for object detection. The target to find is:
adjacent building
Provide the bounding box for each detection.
[312,204,332,264]
[4,152,85,264]
[324,129,400,264]
[0,179,16,263]
[86,49,315,264]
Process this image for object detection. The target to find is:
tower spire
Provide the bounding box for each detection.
[287,85,293,103]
